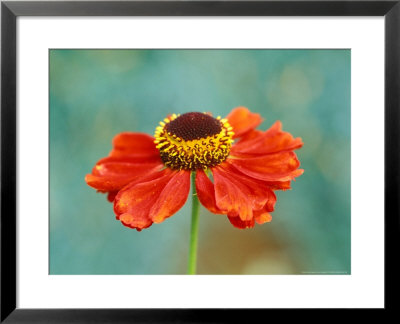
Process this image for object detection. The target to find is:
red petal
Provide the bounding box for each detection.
[119,212,153,231]
[227,152,304,182]
[226,107,263,139]
[227,201,273,229]
[196,166,277,227]
[85,174,129,192]
[254,209,272,225]
[91,161,162,177]
[150,170,191,223]
[85,161,163,191]
[107,191,118,202]
[227,215,255,229]
[212,164,276,221]
[212,168,252,221]
[262,180,292,190]
[227,199,273,229]
[231,121,303,157]
[235,129,263,143]
[109,132,159,159]
[114,169,190,230]
[222,164,277,210]
[195,169,224,214]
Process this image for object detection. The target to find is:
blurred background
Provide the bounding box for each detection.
[49,49,350,275]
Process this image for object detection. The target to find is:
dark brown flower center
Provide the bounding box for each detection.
[165,112,222,141]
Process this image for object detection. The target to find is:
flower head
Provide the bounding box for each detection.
[155,112,234,170]
[85,107,303,230]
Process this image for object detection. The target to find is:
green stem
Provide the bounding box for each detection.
[187,172,200,275]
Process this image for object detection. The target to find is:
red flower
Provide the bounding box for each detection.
[85,107,303,230]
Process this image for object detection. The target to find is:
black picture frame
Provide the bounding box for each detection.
[1,0,399,321]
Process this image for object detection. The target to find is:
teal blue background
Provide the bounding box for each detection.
[50,49,350,274]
